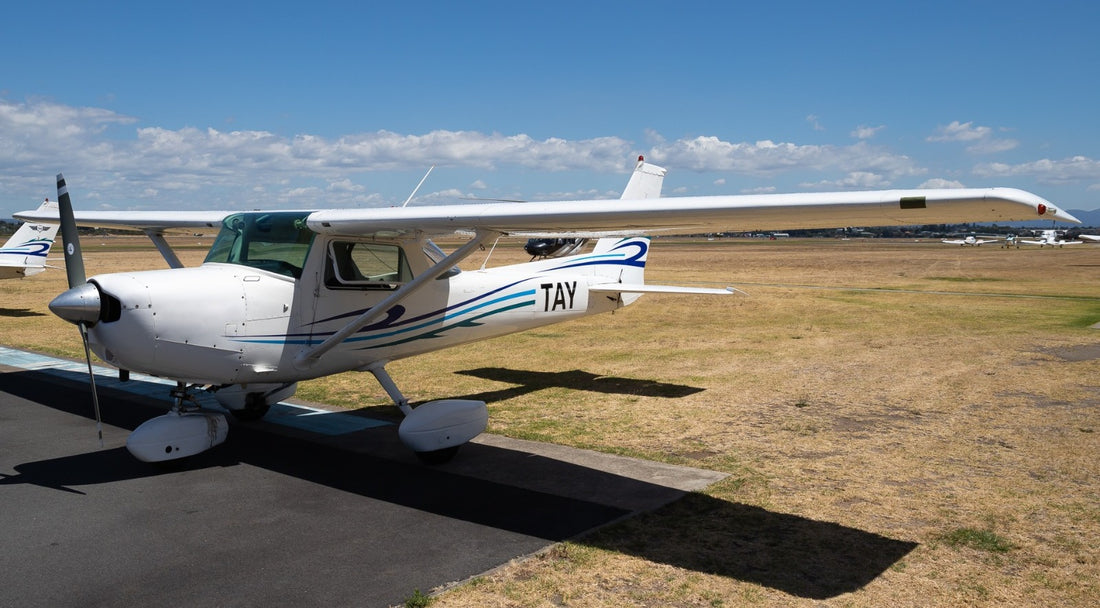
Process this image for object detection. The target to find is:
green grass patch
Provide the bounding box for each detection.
[939,527,1016,553]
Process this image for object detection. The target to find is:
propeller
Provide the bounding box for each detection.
[51,173,104,447]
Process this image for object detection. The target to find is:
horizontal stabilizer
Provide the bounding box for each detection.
[589,283,742,296]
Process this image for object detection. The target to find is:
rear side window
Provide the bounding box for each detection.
[326,241,412,290]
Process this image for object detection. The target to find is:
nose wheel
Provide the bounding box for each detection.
[126,382,228,463]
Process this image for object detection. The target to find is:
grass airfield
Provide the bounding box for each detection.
[2,235,1098,606]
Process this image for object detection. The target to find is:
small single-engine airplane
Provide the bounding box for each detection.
[16,158,1080,464]
[0,199,59,280]
[941,234,999,246]
[1020,229,1083,248]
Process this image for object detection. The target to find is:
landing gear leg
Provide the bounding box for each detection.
[366,362,413,417]
[169,381,203,413]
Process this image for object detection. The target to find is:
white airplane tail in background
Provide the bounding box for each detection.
[0,198,60,279]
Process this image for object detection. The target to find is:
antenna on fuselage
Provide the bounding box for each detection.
[402,165,435,207]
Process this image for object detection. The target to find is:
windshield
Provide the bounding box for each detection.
[204,212,314,278]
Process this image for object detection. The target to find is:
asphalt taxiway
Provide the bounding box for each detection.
[0,347,726,607]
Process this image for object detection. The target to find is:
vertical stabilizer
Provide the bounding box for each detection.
[591,156,666,257]
[589,157,667,303]
[619,155,668,201]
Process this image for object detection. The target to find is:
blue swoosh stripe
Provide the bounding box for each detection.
[344,289,536,343]
[231,289,537,347]
[353,299,536,350]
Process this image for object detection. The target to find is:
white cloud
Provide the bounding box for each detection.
[799,172,894,190]
[850,125,884,140]
[806,114,825,131]
[740,186,777,194]
[327,179,366,193]
[964,138,1019,155]
[1,98,940,211]
[918,178,966,189]
[9,98,1087,213]
[927,120,1017,155]
[973,155,1100,184]
[646,137,923,185]
[0,98,642,211]
[928,120,990,142]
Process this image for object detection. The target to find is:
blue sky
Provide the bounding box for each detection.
[1,0,1098,219]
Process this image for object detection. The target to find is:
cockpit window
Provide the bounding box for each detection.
[205,212,314,278]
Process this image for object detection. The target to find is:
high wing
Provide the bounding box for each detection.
[16,187,1077,239]
[305,187,1077,237]
[12,209,232,231]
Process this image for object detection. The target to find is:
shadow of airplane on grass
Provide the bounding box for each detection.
[453,367,705,403]
[314,367,706,420]
[0,368,915,599]
[585,492,917,599]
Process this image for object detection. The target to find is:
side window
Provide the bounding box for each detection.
[326,241,412,289]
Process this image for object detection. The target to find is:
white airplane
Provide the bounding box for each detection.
[16,160,1080,464]
[941,234,999,246]
[1019,229,1083,247]
[0,199,60,280]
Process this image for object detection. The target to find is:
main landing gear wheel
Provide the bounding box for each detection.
[415,446,460,465]
[229,392,271,421]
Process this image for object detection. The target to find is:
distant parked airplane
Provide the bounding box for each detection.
[942,234,998,246]
[1019,229,1082,248]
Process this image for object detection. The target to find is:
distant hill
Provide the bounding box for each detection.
[1067,209,1100,228]
[984,209,1100,230]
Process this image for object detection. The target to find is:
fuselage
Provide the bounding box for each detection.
[80,212,645,385]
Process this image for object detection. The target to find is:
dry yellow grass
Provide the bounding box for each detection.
[3,235,1099,606]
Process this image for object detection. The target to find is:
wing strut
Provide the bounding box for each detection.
[142,229,185,268]
[294,229,499,368]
